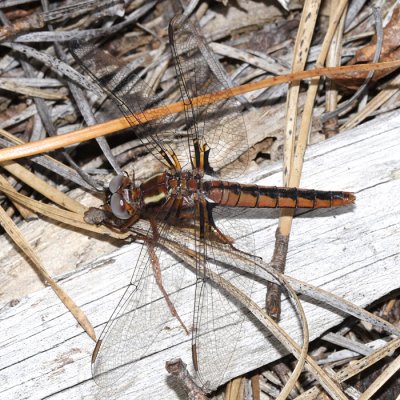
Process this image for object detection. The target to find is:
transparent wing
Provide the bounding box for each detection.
[71,17,249,177]
[168,16,249,178]
[69,41,177,167]
[92,222,190,387]
[184,206,256,391]
[72,16,255,392]
[168,15,255,389]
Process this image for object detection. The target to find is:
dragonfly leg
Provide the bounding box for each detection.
[203,200,234,248]
[116,213,141,231]
[161,195,184,222]
[198,200,235,246]
[147,218,190,335]
[211,224,235,246]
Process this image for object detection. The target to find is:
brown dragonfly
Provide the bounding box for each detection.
[72,15,354,392]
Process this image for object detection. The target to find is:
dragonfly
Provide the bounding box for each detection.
[71,14,355,392]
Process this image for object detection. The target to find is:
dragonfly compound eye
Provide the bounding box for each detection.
[109,175,125,194]
[110,193,131,219]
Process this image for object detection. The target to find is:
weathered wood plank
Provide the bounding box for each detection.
[1,112,400,399]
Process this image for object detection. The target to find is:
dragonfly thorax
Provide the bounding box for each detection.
[141,170,202,205]
[108,171,204,220]
[166,170,202,196]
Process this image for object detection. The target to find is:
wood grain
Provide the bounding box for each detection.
[1,112,400,399]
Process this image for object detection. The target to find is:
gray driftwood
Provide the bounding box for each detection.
[1,112,400,399]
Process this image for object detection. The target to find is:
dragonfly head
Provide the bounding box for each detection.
[108,174,136,220]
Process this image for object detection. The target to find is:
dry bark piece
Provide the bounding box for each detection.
[166,359,208,400]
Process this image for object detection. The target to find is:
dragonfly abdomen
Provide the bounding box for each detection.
[204,181,355,208]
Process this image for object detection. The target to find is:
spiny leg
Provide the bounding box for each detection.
[203,200,235,246]
[147,217,189,335]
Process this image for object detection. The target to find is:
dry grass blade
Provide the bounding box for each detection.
[0,173,33,219]
[0,183,129,240]
[0,128,92,189]
[323,1,347,137]
[0,200,95,340]
[342,72,400,129]
[295,337,400,399]
[358,352,400,399]
[0,59,398,162]
[322,332,374,356]
[285,277,400,336]
[0,78,66,99]
[336,337,400,382]
[282,0,321,187]
[1,42,101,93]
[264,2,321,320]
[251,373,261,400]
[209,42,289,75]
[321,7,384,125]
[0,160,87,214]
[267,0,349,321]
[286,0,350,222]
[225,376,245,400]
[266,0,322,320]
[9,1,157,42]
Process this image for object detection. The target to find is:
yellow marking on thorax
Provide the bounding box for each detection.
[143,192,166,205]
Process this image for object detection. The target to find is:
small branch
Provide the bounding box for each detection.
[166,358,208,400]
[265,229,289,320]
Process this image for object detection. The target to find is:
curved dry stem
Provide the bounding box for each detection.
[161,238,349,400]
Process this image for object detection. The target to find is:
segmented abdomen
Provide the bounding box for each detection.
[204,181,355,208]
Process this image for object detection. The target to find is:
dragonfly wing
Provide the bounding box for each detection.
[190,206,257,390]
[169,16,249,178]
[69,41,177,167]
[92,224,190,387]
